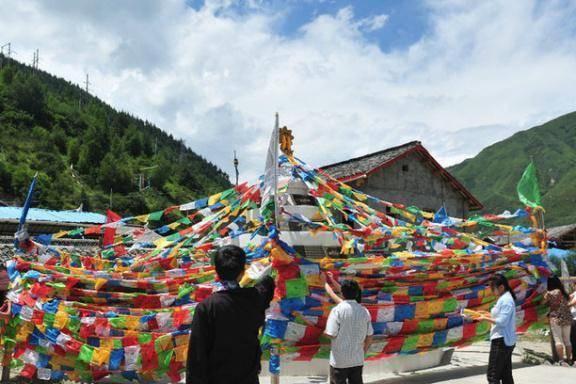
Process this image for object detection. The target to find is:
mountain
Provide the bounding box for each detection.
[0,54,231,215]
[449,112,576,226]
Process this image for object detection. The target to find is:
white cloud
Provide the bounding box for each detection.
[358,14,389,32]
[1,0,576,185]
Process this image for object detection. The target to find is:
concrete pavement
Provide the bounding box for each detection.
[261,340,576,384]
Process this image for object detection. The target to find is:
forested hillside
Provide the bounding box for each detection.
[449,112,576,226]
[0,54,230,215]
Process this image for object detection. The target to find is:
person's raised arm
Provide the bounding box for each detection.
[324,272,343,304]
[325,282,343,304]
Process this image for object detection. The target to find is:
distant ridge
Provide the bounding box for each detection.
[449,112,576,226]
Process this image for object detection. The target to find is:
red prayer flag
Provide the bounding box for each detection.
[102,210,122,247]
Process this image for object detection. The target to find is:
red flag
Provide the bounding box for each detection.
[102,210,122,247]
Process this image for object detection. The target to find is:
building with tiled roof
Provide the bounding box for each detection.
[321,141,482,218]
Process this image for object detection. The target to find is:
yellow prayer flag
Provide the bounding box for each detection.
[53,311,69,329]
[174,345,187,362]
[100,338,114,350]
[95,278,108,291]
[155,335,172,351]
[415,301,429,319]
[134,214,150,223]
[125,316,140,331]
[154,237,171,249]
[428,299,444,315]
[52,231,68,239]
[417,333,434,348]
[91,348,111,366]
[208,193,222,206]
[174,334,189,346]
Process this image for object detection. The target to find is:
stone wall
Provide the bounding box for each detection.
[358,151,470,218]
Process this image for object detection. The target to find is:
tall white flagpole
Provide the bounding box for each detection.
[273,113,280,230]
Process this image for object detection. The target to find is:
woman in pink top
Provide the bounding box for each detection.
[544,276,574,366]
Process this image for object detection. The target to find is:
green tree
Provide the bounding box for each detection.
[0,160,12,194]
[51,126,67,154]
[97,153,133,194]
[0,65,15,85]
[11,166,34,197]
[77,126,109,175]
[67,138,80,166]
[126,129,143,157]
[150,158,172,190]
[8,73,46,119]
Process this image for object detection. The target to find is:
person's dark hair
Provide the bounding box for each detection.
[547,275,569,300]
[341,280,361,302]
[214,245,246,281]
[489,274,516,301]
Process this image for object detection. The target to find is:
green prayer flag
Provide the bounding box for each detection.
[78,345,94,364]
[148,210,164,222]
[109,316,127,329]
[516,162,541,208]
[315,346,331,359]
[138,333,152,344]
[417,319,435,333]
[43,313,55,327]
[68,317,80,333]
[476,321,490,335]
[442,298,458,313]
[285,278,309,298]
[401,335,419,352]
[157,349,173,370]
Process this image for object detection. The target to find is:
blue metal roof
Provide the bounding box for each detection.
[0,207,106,224]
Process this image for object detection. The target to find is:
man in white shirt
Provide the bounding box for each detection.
[324,274,373,384]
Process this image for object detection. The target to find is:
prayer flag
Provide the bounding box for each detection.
[516,162,541,208]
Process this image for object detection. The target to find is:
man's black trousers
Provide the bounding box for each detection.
[330,365,363,384]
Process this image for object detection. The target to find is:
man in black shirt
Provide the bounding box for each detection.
[186,245,275,384]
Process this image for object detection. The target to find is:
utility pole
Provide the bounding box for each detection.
[32,49,39,70]
[233,150,239,187]
[1,43,11,69]
[1,43,11,57]
[79,73,91,111]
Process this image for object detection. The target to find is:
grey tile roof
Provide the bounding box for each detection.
[320,141,421,179]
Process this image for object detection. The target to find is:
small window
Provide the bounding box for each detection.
[402,164,409,172]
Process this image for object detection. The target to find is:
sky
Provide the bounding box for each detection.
[1,0,576,183]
